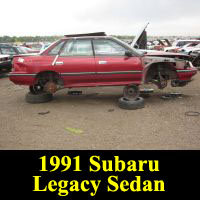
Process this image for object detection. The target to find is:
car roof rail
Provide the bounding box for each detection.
[64,32,106,38]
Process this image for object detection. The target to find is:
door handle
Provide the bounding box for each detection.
[99,61,107,64]
[55,61,64,65]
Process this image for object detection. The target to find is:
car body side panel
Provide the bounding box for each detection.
[54,56,96,86]
[94,56,143,85]
[9,55,56,85]
[9,73,36,85]
[176,68,197,80]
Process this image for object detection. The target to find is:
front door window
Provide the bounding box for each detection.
[93,39,127,56]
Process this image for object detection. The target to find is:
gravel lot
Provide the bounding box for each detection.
[0,73,200,150]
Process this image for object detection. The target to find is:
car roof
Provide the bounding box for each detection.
[63,32,113,40]
[64,32,106,37]
[61,36,112,40]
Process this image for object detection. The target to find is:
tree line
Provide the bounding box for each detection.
[0,36,62,43]
[0,35,134,43]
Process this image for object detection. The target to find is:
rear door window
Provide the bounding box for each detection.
[60,39,93,56]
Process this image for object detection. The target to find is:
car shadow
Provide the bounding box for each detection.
[53,92,122,105]
[50,90,192,107]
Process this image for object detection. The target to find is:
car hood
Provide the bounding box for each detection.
[130,23,149,49]
[145,51,189,57]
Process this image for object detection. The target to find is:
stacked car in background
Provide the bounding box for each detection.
[0,42,51,73]
[0,54,12,73]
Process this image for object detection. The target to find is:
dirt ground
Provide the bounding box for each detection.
[0,73,200,150]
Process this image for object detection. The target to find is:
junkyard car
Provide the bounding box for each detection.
[0,54,12,73]
[9,33,197,99]
[0,44,39,72]
[164,39,200,52]
[190,50,200,69]
[0,43,32,56]
[131,24,200,70]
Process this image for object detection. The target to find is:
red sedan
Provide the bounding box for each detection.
[9,33,197,100]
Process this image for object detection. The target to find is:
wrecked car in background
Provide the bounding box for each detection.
[0,43,34,56]
[190,50,200,69]
[164,39,200,52]
[130,23,200,69]
[0,43,39,72]
[9,32,197,108]
[0,54,12,73]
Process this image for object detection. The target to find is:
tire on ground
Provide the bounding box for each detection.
[25,92,53,104]
[118,97,145,110]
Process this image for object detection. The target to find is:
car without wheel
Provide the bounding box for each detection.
[9,32,197,103]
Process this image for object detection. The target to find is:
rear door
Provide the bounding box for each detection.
[93,38,143,85]
[54,39,96,87]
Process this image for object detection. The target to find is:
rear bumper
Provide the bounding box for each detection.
[9,72,36,85]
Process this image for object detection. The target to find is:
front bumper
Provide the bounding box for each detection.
[176,64,197,81]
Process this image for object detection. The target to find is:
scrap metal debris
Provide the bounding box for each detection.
[140,88,154,98]
[161,92,182,100]
[185,111,200,117]
[140,88,154,94]
[65,127,83,135]
[38,111,50,115]
[68,91,83,95]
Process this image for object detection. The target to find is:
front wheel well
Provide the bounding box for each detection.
[144,62,177,83]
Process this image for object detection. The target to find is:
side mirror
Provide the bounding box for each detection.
[125,50,133,57]
[134,44,139,49]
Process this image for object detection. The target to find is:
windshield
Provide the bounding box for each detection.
[112,37,144,56]
[40,41,59,54]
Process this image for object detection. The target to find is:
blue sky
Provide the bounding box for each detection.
[1,0,199,36]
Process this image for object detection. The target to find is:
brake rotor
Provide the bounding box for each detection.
[44,82,57,94]
[123,85,140,100]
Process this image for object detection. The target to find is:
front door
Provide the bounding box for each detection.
[93,38,143,85]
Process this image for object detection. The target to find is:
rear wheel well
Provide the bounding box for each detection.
[34,71,64,86]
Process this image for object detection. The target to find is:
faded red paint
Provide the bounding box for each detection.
[9,37,197,89]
